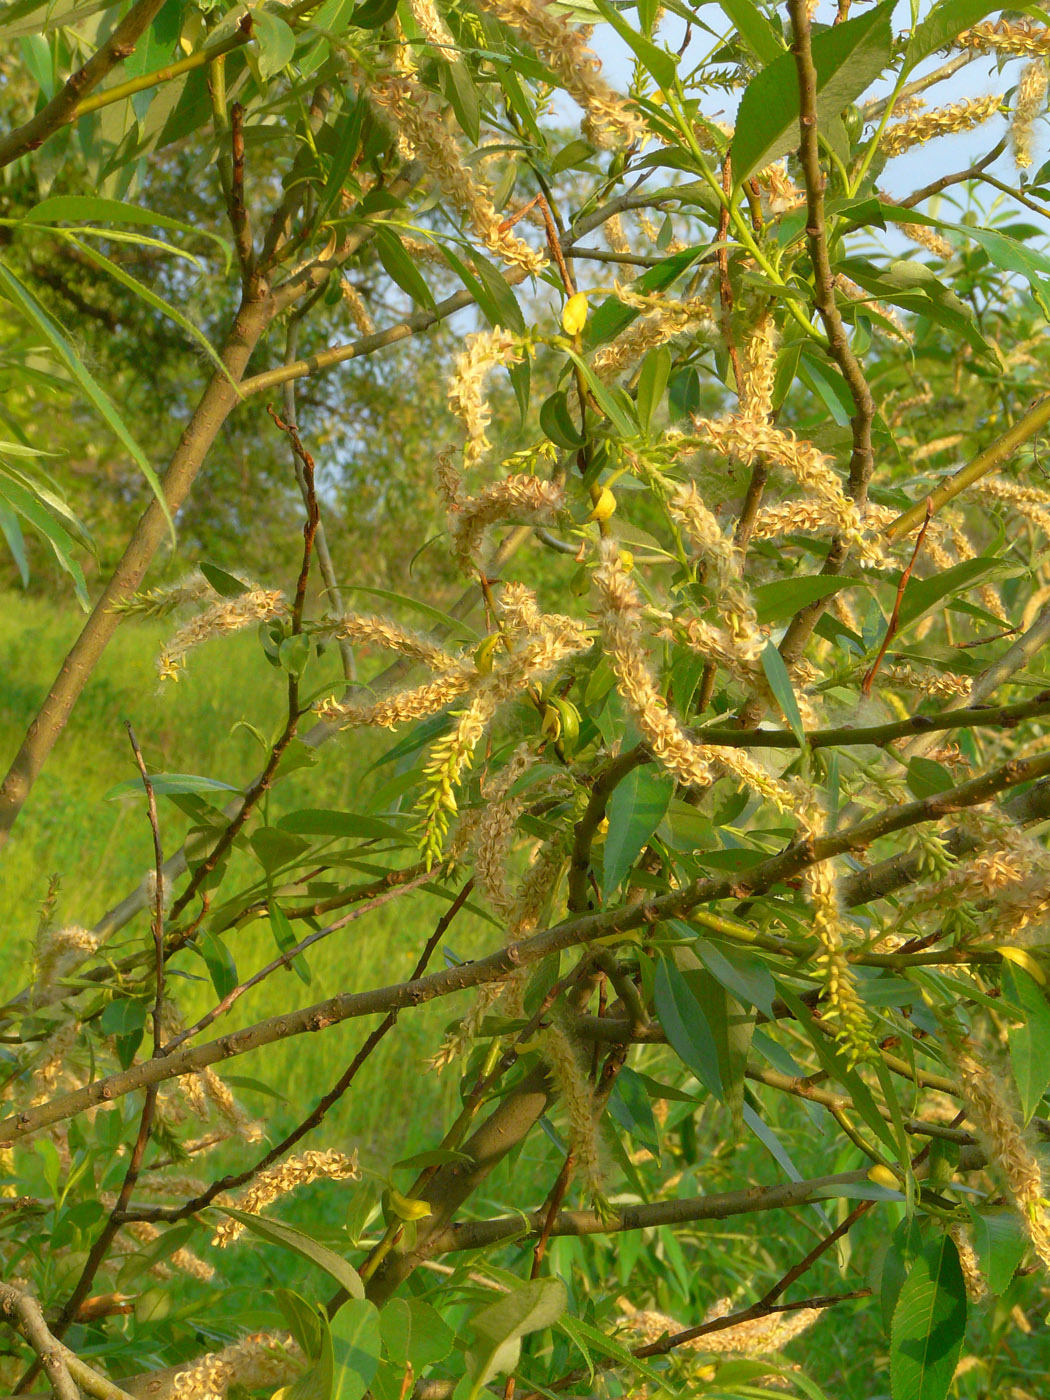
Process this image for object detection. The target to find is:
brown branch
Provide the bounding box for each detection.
[0,0,167,169]
[896,136,1007,209]
[0,1284,78,1400]
[228,102,255,282]
[861,498,932,695]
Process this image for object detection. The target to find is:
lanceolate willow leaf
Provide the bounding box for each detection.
[0,260,175,538]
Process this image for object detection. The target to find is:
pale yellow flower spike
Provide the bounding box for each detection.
[804,839,875,1069]
[171,1333,303,1400]
[407,0,454,49]
[211,1150,361,1248]
[956,21,1050,57]
[739,312,777,421]
[365,52,545,274]
[620,1298,821,1355]
[959,1052,1050,1274]
[158,587,287,683]
[450,475,565,568]
[1013,60,1048,168]
[447,327,524,471]
[594,540,794,811]
[476,0,643,148]
[880,94,1003,158]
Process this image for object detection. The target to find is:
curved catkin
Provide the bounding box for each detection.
[473,744,535,916]
[956,20,1050,57]
[804,847,874,1068]
[880,94,1003,158]
[958,1051,1050,1273]
[619,1297,821,1355]
[447,327,524,471]
[541,1017,603,1195]
[1013,60,1049,168]
[171,1333,303,1400]
[210,1150,361,1247]
[948,1223,987,1302]
[474,0,643,148]
[898,220,954,260]
[158,587,286,682]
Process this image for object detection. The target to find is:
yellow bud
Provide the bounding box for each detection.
[586,486,617,523]
[474,632,501,674]
[618,549,634,571]
[387,1188,432,1221]
[867,1165,900,1189]
[998,945,1047,986]
[561,292,588,337]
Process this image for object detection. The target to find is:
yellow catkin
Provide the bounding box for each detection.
[211,1150,361,1248]
[476,0,643,148]
[406,0,454,49]
[339,278,374,335]
[541,1016,603,1196]
[880,95,1003,157]
[1013,60,1048,167]
[804,847,874,1068]
[159,588,286,682]
[171,1333,303,1400]
[473,745,536,917]
[447,327,524,471]
[32,926,99,1005]
[593,540,793,811]
[619,1297,820,1354]
[884,664,970,699]
[956,21,1050,57]
[363,51,544,274]
[755,161,804,213]
[949,1224,988,1302]
[450,475,564,566]
[689,415,865,550]
[592,288,713,381]
[326,612,458,670]
[835,274,913,343]
[959,1052,1050,1273]
[898,221,954,260]
[739,313,777,421]
[198,1067,264,1144]
[318,663,476,729]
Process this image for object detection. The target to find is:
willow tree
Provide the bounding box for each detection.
[4,1,1050,1398]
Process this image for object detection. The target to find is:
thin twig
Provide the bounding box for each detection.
[0,1283,79,1400]
[124,724,165,1056]
[862,498,932,695]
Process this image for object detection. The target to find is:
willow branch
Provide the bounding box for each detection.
[0,0,167,169]
[9,743,1047,1145]
[0,1284,79,1400]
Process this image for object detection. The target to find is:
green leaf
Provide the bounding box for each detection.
[197,931,238,999]
[105,772,242,800]
[348,0,399,27]
[0,261,175,539]
[250,826,311,874]
[635,345,672,433]
[602,764,673,900]
[565,349,638,437]
[753,576,866,624]
[0,473,88,607]
[607,1064,660,1156]
[585,245,707,347]
[692,937,776,1018]
[653,956,723,1098]
[200,561,248,597]
[591,0,675,89]
[276,809,411,843]
[270,902,310,985]
[330,1299,381,1400]
[340,584,479,640]
[731,1,894,183]
[966,1206,1028,1295]
[253,9,296,79]
[372,227,436,311]
[379,1299,454,1371]
[1003,964,1050,1122]
[540,389,588,449]
[715,0,784,64]
[896,557,1002,631]
[21,195,230,266]
[761,642,806,749]
[64,234,236,386]
[465,1278,567,1398]
[909,0,1005,65]
[890,1235,967,1400]
[213,1210,365,1298]
[0,498,28,587]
